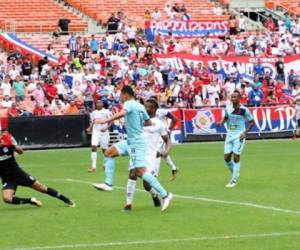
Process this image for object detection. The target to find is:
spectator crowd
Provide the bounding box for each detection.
[0,4,300,118]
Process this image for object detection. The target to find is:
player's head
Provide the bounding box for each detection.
[149,95,158,102]
[231,90,241,105]
[95,100,103,110]
[120,85,134,103]
[145,99,159,117]
[0,129,13,146]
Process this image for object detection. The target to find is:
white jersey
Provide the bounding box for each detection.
[90,109,111,133]
[143,117,168,153]
[156,108,171,127]
[143,117,168,176]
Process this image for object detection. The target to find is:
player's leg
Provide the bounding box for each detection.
[161,140,178,180]
[232,154,241,183]
[135,167,172,211]
[131,146,172,211]
[93,140,128,191]
[88,132,100,172]
[2,184,40,206]
[224,153,233,173]
[143,179,161,207]
[224,136,234,173]
[124,168,137,211]
[227,138,245,188]
[100,132,111,172]
[146,154,161,206]
[31,181,75,207]
[164,155,179,179]
[89,145,98,173]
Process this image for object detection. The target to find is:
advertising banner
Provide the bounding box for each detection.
[154,53,300,81]
[145,20,229,40]
[183,105,297,136]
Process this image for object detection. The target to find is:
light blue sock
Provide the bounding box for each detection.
[225,161,234,173]
[142,172,167,198]
[104,157,115,186]
[232,161,241,183]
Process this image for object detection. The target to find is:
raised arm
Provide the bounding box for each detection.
[95,109,127,124]
[166,112,178,131]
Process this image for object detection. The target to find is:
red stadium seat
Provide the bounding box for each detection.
[0,0,87,33]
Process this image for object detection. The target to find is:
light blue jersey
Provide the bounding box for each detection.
[224,104,253,136]
[122,99,150,168]
[224,104,253,155]
[123,99,150,145]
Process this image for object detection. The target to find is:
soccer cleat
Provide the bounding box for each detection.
[92,183,113,192]
[88,167,96,173]
[171,169,179,180]
[67,200,76,208]
[152,195,161,207]
[30,197,43,207]
[161,193,173,211]
[122,204,132,212]
[225,181,237,188]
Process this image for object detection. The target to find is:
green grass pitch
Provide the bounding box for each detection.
[1,139,300,250]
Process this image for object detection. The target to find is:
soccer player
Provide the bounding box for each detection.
[155,104,179,180]
[93,86,173,211]
[0,130,75,207]
[124,99,171,210]
[218,90,254,188]
[86,100,112,173]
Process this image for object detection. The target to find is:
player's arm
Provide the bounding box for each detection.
[160,134,171,158]
[217,112,228,127]
[86,118,94,133]
[240,120,254,139]
[100,120,113,132]
[166,112,177,131]
[95,109,127,124]
[240,109,255,139]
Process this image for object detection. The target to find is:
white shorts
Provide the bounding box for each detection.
[91,131,110,149]
[145,152,161,177]
[127,152,161,176]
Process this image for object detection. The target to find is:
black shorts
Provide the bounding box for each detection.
[1,164,36,191]
[297,119,300,127]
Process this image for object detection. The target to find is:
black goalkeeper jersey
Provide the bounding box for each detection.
[0,146,18,172]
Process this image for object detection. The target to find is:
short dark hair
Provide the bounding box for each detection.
[146,99,159,110]
[233,90,241,97]
[149,95,158,101]
[121,85,134,96]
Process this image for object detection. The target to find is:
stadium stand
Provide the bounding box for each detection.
[0,0,87,33]
[266,0,300,15]
[64,0,229,27]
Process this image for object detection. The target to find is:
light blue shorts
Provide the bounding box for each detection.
[114,140,146,168]
[114,140,129,156]
[224,134,246,155]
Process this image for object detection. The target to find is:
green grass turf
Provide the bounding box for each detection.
[1,139,300,250]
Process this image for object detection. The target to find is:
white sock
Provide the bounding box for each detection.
[91,152,97,169]
[166,155,177,171]
[126,179,136,205]
[149,188,158,197]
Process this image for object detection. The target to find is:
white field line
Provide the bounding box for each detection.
[51,178,300,216]
[5,231,300,250]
